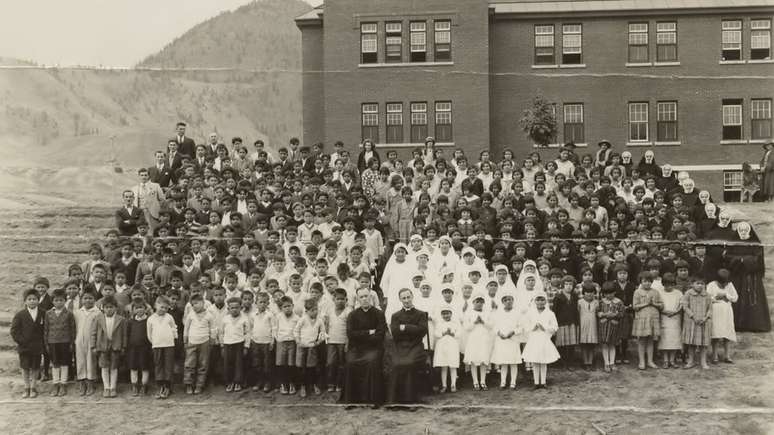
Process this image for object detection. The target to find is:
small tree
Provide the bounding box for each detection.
[519,95,557,147]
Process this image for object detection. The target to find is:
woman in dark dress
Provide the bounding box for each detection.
[726,222,771,332]
[356,140,381,174]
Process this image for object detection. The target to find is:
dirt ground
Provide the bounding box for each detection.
[0,191,772,434]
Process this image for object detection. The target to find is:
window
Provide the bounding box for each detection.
[534,25,555,65]
[434,101,452,142]
[656,101,678,142]
[752,98,772,140]
[562,24,583,64]
[628,102,649,142]
[410,22,427,62]
[361,103,379,143]
[722,99,743,140]
[563,103,584,143]
[386,103,403,144]
[751,19,771,60]
[361,23,378,64]
[385,22,402,63]
[410,102,428,143]
[723,170,743,201]
[628,23,649,63]
[434,20,452,61]
[722,20,742,61]
[656,22,678,62]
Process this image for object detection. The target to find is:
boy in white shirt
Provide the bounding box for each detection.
[249,292,275,392]
[293,298,325,397]
[183,294,216,395]
[324,288,350,392]
[273,297,299,395]
[219,297,250,392]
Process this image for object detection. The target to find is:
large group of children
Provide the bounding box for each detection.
[10,127,767,400]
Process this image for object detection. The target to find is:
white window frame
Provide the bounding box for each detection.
[361,103,379,142]
[723,171,743,192]
[751,19,772,60]
[434,20,451,61]
[385,22,402,63]
[360,23,378,64]
[722,100,743,141]
[656,22,678,62]
[534,25,555,65]
[722,20,743,61]
[628,23,649,63]
[656,101,678,142]
[628,102,649,142]
[410,102,428,143]
[751,98,772,140]
[562,24,583,64]
[434,101,453,142]
[563,103,584,143]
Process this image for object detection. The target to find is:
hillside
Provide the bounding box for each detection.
[139,0,310,70]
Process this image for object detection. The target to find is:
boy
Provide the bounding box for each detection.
[249,292,276,392]
[92,296,126,398]
[11,289,45,398]
[219,297,250,392]
[147,296,178,399]
[183,294,217,395]
[74,290,100,396]
[324,288,350,392]
[44,289,76,396]
[274,296,299,394]
[293,298,325,397]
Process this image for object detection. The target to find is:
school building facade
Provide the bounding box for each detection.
[296,0,774,200]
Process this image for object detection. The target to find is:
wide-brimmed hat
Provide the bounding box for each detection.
[598,140,612,148]
[563,141,577,149]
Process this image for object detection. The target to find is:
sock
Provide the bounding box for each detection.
[540,364,547,384]
[61,366,69,384]
[479,366,487,385]
[499,365,507,386]
[471,365,479,385]
[51,367,60,385]
[130,370,138,384]
[509,364,518,386]
[532,365,540,384]
[101,369,110,389]
[440,367,448,388]
[142,371,150,385]
[450,368,457,388]
[110,369,118,389]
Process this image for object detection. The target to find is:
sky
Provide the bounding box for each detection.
[0,0,322,67]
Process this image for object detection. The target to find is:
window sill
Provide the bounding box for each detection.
[626,141,652,146]
[654,141,681,146]
[559,63,586,68]
[750,139,769,143]
[376,142,455,148]
[532,64,559,69]
[534,143,588,148]
[359,61,454,68]
[748,59,774,64]
[719,60,746,64]
[720,140,748,145]
[625,62,652,67]
[654,61,681,66]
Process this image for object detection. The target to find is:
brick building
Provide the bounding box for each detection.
[296,0,774,199]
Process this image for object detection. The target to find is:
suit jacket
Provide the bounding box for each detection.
[131,182,165,220]
[91,314,127,352]
[167,152,184,173]
[191,156,211,174]
[115,206,145,236]
[301,158,315,173]
[175,136,196,159]
[148,164,173,188]
[11,308,45,354]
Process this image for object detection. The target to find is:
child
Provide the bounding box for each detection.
[597,283,624,372]
[274,296,300,394]
[126,303,152,396]
[433,307,461,393]
[706,269,738,363]
[521,293,560,389]
[294,298,326,397]
[249,292,276,392]
[632,272,664,370]
[147,296,178,399]
[74,291,100,395]
[682,277,713,369]
[184,294,217,394]
[553,275,579,369]
[92,296,126,398]
[490,293,522,389]
[463,294,492,390]
[11,289,45,398]
[219,296,251,392]
[324,288,350,392]
[658,273,683,368]
[578,283,599,370]
[44,289,76,396]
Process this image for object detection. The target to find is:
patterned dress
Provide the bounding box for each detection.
[631,288,663,338]
[597,297,624,345]
[681,289,713,346]
[578,299,599,344]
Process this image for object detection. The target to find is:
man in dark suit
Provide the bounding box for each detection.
[175,122,196,159]
[148,150,173,188]
[166,140,184,174]
[191,144,210,174]
[299,146,315,173]
[205,132,220,159]
[115,190,145,236]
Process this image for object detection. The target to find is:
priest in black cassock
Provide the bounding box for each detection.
[387,288,429,404]
[342,288,387,406]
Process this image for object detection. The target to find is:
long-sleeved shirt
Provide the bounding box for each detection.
[274,313,299,342]
[325,306,351,345]
[184,309,217,345]
[146,312,177,348]
[250,310,276,344]
[219,314,250,347]
[293,314,325,347]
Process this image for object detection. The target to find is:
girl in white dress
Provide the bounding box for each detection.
[463,293,492,390]
[522,292,560,389]
[433,308,461,393]
[489,292,523,389]
[707,269,738,363]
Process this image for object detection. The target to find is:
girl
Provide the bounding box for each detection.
[597,283,624,372]
[578,284,599,370]
[44,289,76,396]
[127,303,152,396]
[706,269,737,363]
[463,294,492,390]
[631,272,663,370]
[395,186,416,243]
[147,296,178,399]
[490,293,522,389]
[553,275,580,369]
[74,291,100,396]
[658,273,683,368]
[521,292,560,389]
[682,277,713,369]
[433,307,461,393]
[92,296,126,398]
